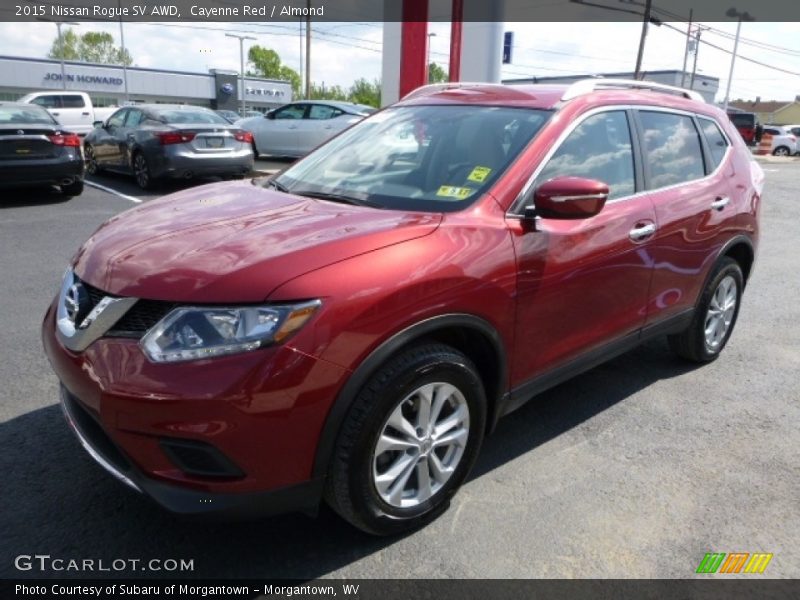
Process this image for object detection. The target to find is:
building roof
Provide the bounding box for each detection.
[728,100,797,114]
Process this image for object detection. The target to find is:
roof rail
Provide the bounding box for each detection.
[402,82,491,100]
[561,78,705,103]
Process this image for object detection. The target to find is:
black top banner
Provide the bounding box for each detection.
[2,0,799,23]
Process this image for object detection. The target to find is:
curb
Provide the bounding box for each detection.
[751,154,800,163]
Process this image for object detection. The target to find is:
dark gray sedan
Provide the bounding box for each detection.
[0,102,84,196]
[84,104,254,190]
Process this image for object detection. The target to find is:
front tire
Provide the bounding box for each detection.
[84,144,101,175]
[668,257,743,362]
[773,146,790,156]
[324,343,486,535]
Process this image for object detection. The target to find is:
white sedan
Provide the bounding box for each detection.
[236,101,376,158]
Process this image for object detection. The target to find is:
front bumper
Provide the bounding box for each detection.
[42,300,347,517]
[60,385,322,517]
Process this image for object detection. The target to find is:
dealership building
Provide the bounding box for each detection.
[0,55,292,112]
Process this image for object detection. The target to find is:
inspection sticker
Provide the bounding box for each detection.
[467,166,492,183]
[437,185,473,199]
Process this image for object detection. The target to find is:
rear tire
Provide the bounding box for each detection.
[773,146,790,156]
[324,343,486,535]
[132,151,156,190]
[668,257,743,363]
[61,179,84,197]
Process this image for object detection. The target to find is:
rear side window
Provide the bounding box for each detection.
[106,109,127,128]
[61,95,86,108]
[764,128,782,136]
[125,110,144,128]
[698,117,729,169]
[535,110,635,201]
[31,95,60,108]
[639,111,705,189]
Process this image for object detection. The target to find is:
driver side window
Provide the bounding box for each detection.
[535,111,635,201]
[106,109,128,128]
[274,105,306,120]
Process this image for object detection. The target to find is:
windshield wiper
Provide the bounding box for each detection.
[266,178,289,193]
[292,190,381,208]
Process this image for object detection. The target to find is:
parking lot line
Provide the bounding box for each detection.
[85,180,143,204]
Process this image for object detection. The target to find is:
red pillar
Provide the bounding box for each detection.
[399,0,429,99]
[449,0,463,82]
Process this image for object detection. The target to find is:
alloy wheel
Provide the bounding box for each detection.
[372,382,470,509]
[134,154,149,188]
[85,146,98,175]
[704,274,738,350]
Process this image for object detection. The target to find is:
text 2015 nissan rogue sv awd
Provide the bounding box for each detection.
[43,80,763,535]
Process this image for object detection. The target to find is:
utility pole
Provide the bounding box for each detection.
[305,0,311,99]
[689,29,702,89]
[680,9,693,88]
[722,7,756,112]
[225,33,256,115]
[633,0,653,79]
[426,32,437,83]
[299,18,303,99]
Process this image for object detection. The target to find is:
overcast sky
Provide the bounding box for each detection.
[0,20,797,102]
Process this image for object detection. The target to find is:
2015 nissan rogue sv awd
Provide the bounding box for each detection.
[43,80,763,535]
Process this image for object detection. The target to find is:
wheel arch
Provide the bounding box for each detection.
[311,313,509,480]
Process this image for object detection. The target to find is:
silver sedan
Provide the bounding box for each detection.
[236,101,375,158]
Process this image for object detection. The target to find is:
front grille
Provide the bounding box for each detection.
[76,276,174,339]
[107,300,176,338]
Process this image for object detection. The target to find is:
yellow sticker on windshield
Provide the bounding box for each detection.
[467,166,492,183]
[437,185,473,199]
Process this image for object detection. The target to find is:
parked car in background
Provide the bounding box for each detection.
[784,124,800,138]
[762,125,798,156]
[83,104,254,189]
[726,110,758,145]
[240,110,263,118]
[0,102,84,196]
[236,101,374,157]
[43,79,762,535]
[215,109,241,123]
[19,91,116,136]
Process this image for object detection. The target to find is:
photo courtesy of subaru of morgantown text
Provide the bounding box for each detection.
[43,79,762,535]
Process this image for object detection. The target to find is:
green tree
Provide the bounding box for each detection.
[48,29,132,66]
[348,78,381,107]
[47,28,80,61]
[309,82,347,101]
[428,62,448,84]
[247,45,301,99]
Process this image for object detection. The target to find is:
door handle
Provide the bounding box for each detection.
[288,125,298,129]
[52,112,60,116]
[629,222,656,241]
[711,196,730,211]
[82,112,90,116]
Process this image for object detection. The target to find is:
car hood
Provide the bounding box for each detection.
[73,181,442,302]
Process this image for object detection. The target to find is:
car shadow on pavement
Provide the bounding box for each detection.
[0,186,70,208]
[0,339,700,580]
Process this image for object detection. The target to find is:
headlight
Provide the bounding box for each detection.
[140,300,321,363]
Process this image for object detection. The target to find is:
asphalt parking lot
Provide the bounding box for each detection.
[1,162,798,580]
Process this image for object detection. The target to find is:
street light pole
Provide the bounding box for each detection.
[426,32,437,83]
[722,7,755,112]
[680,9,693,88]
[38,19,79,90]
[225,33,256,115]
[118,0,129,103]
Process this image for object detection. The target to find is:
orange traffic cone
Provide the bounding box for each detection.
[756,133,773,155]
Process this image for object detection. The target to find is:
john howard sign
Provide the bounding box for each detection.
[45,73,124,86]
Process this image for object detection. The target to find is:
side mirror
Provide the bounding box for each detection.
[93,120,104,129]
[528,176,609,220]
[265,111,275,120]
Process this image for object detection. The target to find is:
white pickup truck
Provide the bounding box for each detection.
[19,91,118,136]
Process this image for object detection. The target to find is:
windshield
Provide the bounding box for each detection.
[0,105,57,125]
[156,109,231,125]
[271,105,551,212]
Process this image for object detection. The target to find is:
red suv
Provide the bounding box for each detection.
[43,80,763,535]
